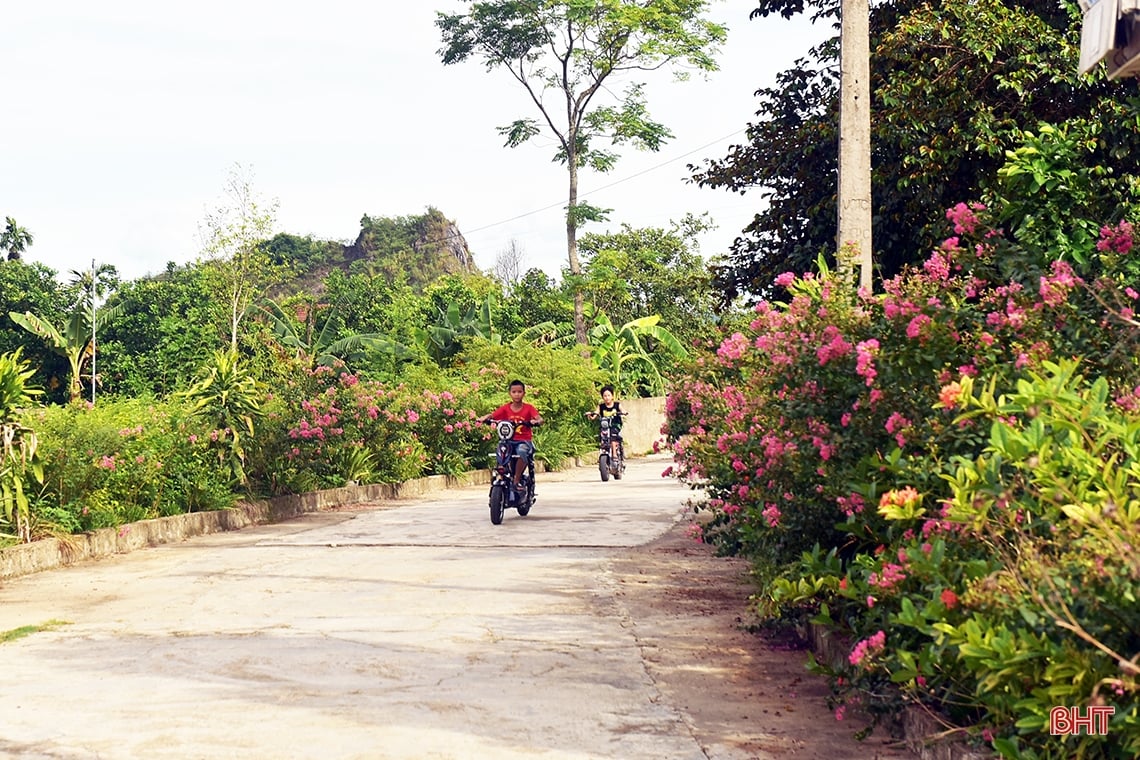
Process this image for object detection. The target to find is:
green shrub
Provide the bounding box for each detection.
[25,398,235,536]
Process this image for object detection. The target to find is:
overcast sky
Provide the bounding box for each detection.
[2,1,827,284]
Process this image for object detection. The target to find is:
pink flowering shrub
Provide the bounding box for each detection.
[666,204,1140,754]
[251,363,489,492]
[249,344,600,494]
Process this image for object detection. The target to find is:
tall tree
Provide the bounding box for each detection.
[1,217,34,262]
[494,238,526,289]
[197,164,283,351]
[693,0,1140,300]
[437,0,726,343]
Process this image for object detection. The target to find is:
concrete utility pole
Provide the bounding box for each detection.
[91,258,97,405]
[838,0,873,290]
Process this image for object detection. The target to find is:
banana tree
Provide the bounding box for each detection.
[260,299,412,371]
[514,309,686,394]
[0,349,43,543]
[9,305,121,403]
[412,294,501,364]
[586,314,687,395]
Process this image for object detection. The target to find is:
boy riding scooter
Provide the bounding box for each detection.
[477,379,544,494]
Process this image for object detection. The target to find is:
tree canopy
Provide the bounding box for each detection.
[693,0,1140,300]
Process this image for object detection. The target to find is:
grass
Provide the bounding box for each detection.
[0,619,70,644]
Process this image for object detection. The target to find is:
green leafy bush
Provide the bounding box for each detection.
[26,398,235,537]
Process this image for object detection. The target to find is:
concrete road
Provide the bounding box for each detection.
[0,456,723,760]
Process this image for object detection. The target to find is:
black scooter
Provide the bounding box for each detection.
[485,419,537,525]
[593,413,627,482]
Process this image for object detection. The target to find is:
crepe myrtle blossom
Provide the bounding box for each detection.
[849,631,887,667]
[946,202,985,235]
[923,250,952,281]
[1038,260,1082,308]
[855,339,879,386]
[1116,386,1140,413]
[717,332,750,363]
[775,271,797,288]
[837,492,866,518]
[906,313,933,340]
[885,412,912,448]
[1097,220,1134,255]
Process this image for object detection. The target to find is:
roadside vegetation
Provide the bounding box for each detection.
[4,0,1140,757]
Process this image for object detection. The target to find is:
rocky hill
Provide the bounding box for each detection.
[264,206,477,297]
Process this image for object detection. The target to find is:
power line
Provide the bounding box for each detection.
[459,128,747,238]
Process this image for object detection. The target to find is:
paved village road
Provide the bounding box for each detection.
[1,456,753,760]
[1,456,917,760]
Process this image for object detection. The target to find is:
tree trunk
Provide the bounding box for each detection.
[838,0,873,291]
[567,151,588,345]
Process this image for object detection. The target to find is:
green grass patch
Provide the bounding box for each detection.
[0,619,70,644]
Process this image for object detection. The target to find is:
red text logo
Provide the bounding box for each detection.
[1049,706,1114,736]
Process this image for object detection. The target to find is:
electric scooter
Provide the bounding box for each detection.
[485,419,537,525]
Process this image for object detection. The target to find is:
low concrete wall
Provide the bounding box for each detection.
[614,396,667,455]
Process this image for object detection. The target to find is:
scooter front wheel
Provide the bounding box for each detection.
[490,486,505,524]
[599,453,611,482]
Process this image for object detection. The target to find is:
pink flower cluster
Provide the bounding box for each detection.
[837,492,866,518]
[946,202,985,235]
[1115,385,1140,413]
[717,332,750,364]
[923,250,952,281]
[848,630,886,667]
[1038,260,1082,308]
[855,339,879,386]
[816,325,854,366]
[884,412,912,448]
[1097,220,1134,255]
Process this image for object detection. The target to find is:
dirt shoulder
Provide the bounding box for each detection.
[610,519,916,760]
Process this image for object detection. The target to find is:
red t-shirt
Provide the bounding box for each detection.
[490,402,540,441]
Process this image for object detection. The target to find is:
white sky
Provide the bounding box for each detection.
[2,1,827,284]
